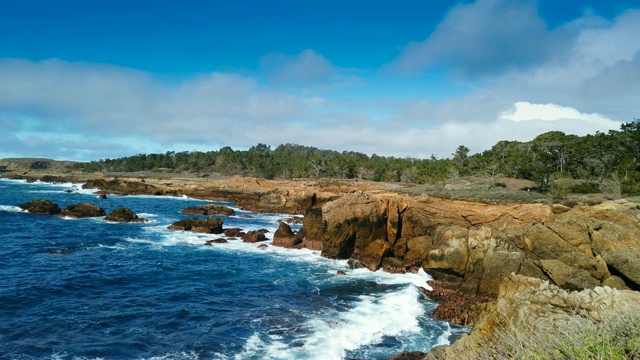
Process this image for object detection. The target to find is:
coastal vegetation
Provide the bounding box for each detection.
[76,120,640,196]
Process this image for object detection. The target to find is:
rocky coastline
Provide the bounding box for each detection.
[5,170,640,358]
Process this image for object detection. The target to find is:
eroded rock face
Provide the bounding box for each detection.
[358,239,390,271]
[168,218,224,234]
[59,203,106,218]
[181,204,235,216]
[18,199,61,215]
[104,206,148,223]
[302,192,640,297]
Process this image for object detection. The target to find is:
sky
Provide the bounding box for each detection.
[1,0,639,161]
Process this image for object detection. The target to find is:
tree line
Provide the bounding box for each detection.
[76,120,640,196]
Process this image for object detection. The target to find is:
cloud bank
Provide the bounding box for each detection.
[1,2,639,161]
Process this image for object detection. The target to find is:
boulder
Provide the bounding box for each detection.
[168,218,224,234]
[18,199,61,215]
[181,204,235,216]
[59,203,106,218]
[104,206,147,223]
[272,222,301,248]
[242,229,268,243]
[358,239,390,271]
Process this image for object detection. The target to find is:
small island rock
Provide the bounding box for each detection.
[18,199,61,215]
[104,206,148,223]
[59,203,106,218]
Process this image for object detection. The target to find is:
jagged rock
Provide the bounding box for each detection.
[389,351,427,360]
[272,222,301,248]
[590,220,640,288]
[242,229,268,243]
[358,239,390,271]
[336,270,347,276]
[59,203,106,218]
[18,199,61,215]
[104,206,147,223]
[181,204,235,216]
[97,194,107,199]
[168,218,224,234]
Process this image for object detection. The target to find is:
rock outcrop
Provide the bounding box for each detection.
[181,204,235,216]
[104,206,148,223]
[168,218,224,234]
[426,274,640,359]
[59,203,106,218]
[83,179,161,196]
[18,199,61,215]
[300,193,640,298]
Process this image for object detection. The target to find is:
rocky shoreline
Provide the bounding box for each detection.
[5,171,640,358]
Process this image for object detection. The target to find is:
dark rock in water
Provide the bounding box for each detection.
[205,238,228,245]
[224,228,246,237]
[59,203,106,218]
[64,190,73,193]
[239,214,254,219]
[168,218,224,234]
[97,194,107,199]
[272,222,301,248]
[336,270,347,276]
[104,206,147,223]
[181,204,235,216]
[257,244,268,249]
[18,199,62,215]
[242,229,268,243]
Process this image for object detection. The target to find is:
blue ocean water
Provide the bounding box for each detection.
[0,179,463,360]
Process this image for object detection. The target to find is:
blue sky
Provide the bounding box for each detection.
[1,0,639,161]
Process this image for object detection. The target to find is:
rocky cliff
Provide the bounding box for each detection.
[300,192,640,297]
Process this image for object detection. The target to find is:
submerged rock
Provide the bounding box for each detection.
[18,199,61,215]
[104,206,147,223]
[59,203,106,218]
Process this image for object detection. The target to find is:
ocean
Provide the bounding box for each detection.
[0,179,464,360]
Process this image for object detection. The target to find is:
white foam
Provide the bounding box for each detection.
[0,205,25,213]
[145,350,200,360]
[435,323,454,347]
[239,285,428,360]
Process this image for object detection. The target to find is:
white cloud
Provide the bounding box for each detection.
[392,0,575,77]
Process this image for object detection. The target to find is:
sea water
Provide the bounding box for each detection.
[0,179,465,359]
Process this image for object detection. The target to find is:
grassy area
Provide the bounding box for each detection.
[469,311,640,359]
